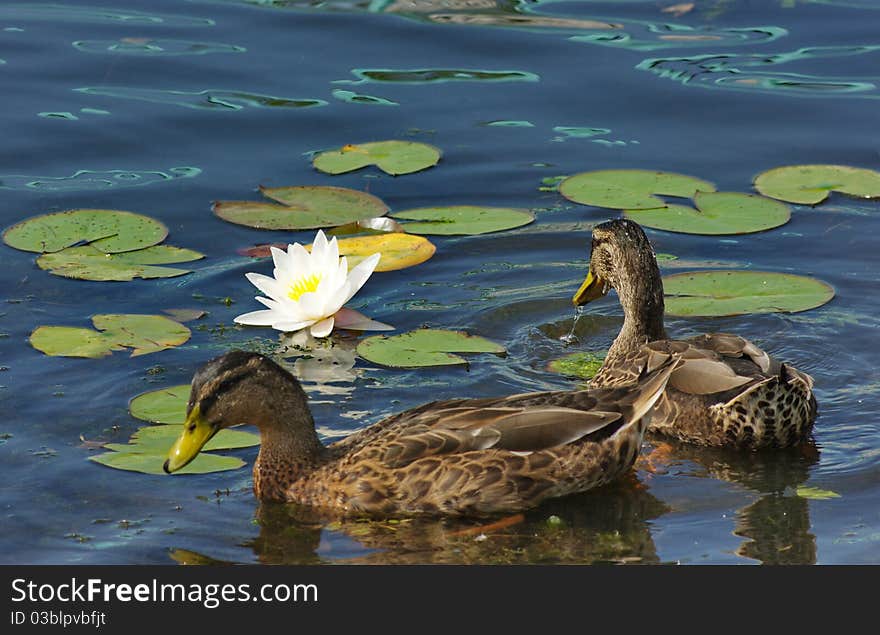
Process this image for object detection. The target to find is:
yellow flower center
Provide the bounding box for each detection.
[287,273,322,301]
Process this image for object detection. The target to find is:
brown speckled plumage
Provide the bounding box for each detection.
[182,349,679,516]
[576,219,817,449]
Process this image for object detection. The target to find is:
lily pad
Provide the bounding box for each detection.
[30,314,191,358]
[313,141,441,176]
[90,448,244,475]
[36,244,204,281]
[130,384,191,424]
[754,164,880,205]
[547,351,607,379]
[104,424,259,454]
[390,206,535,235]
[357,329,505,368]
[625,191,790,235]
[3,209,167,254]
[213,185,388,230]
[310,233,436,272]
[795,486,841,500]
[663,271,835,317]
[559,169,716,210]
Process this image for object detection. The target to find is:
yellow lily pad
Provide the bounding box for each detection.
[307,233,436,272]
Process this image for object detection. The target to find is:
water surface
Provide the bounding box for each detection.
[1,0,879,564]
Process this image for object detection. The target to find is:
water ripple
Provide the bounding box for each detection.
[0,3,214,26]
[76,87,327,110]
[73,39,245,56]
[335,68,539,84]
[638,45,880,99]
[0,167,201,192]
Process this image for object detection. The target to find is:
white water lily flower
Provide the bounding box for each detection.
[234,230,393,337]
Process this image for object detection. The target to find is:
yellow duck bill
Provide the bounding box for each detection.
[572,270,610,306]
[163,406,218,473]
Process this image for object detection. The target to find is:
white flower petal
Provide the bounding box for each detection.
[287,242,311,274]
[270,246,291,275]
[310,316,335,338]
[234,309,282,326]
[343,253,380,303]
[273,318,315,333]
[311,230,328,262]
[245,272,286,301]
[255,296,282,310]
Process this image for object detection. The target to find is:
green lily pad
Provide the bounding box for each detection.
[313,141,441,176]
[3,209,167,254]
[754,164,880,204]
[390,206,535,235]
[547,351,607,379]
[663,271,835,317]
[35,244,204,281]
[795,486,841,500]
[31,314,191,358]
[90,449,244,475]
[104,424,259,454]
[357,329,505,368]
[91,406,259,475]
[559,169,716,210]
[625,191,790,235]
[130,384,191,424]
[213,185,388,230]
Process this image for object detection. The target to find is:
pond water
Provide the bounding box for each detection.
[2,0,879,565]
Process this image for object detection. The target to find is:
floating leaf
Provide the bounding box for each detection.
[313,141,441,176]
[625,191,790,235]
[357,329,505,368]
[130,384,190,424]
[213,185,388,230]
[30,314,191,358]
[328,217,405,236]
[559,169,716,210]
[90,449,244,475]
[663,271,835,317]
[35,244,203,280]
[796,486,841,500]
[391,206,534,235]
[754,164,880,204]
[104,424,259,454]
[237,242,287,258]
[547,351,607,379]
[3,209,167,253]
[309,233,436,272]
[162,308,206,322]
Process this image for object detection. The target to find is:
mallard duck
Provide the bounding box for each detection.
[164,350,679,516]
[572,218,816,449]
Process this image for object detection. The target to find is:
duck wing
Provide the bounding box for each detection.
[381,354,678,468]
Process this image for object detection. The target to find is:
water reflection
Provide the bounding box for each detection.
[646,439,820,564]
[243,474,670,564]
[76,87,327,111]
[637,46,880,99]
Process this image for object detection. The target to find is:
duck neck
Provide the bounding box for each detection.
[251,382,325,502]
[607,261,667,360]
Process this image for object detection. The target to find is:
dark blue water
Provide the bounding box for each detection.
[1,0,878,564]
